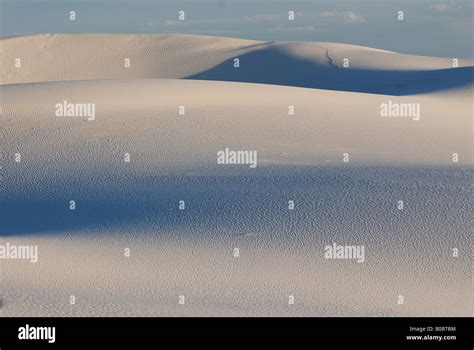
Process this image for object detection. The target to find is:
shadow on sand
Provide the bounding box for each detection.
[1,167,471,237]
[186,47,473,95]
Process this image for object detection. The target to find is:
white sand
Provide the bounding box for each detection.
[0,34,472,316]
[1,33,472,86]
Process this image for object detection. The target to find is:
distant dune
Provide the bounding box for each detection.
[1,34,472,317]
[1,33,473,94]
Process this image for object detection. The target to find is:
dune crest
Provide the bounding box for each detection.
[1,33,473,95]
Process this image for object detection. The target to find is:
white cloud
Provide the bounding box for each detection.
[145,14,284,29]
[344,11,365,23]
[145,20,188,28]
[431,4,449,12]
[319,10,365,23]
[145,18,230,28]
[242,14,282,22]
[320,11,337,17]
[269,25,315,33]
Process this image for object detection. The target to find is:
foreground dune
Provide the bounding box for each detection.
[0,34,472,316]
[1,78,472,316]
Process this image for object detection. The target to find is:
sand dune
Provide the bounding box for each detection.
[1,34,473,94]
[1,79,472,169]
[1,34,472,316]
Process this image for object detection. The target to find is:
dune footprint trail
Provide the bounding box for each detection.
[0,34,472,316]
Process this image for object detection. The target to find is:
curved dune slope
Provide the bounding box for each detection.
[2,79,472,317]
[1,34,473,94]
[2,78,472,171]
[1,34,472,317]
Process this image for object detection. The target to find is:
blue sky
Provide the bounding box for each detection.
[1,0,473,58]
